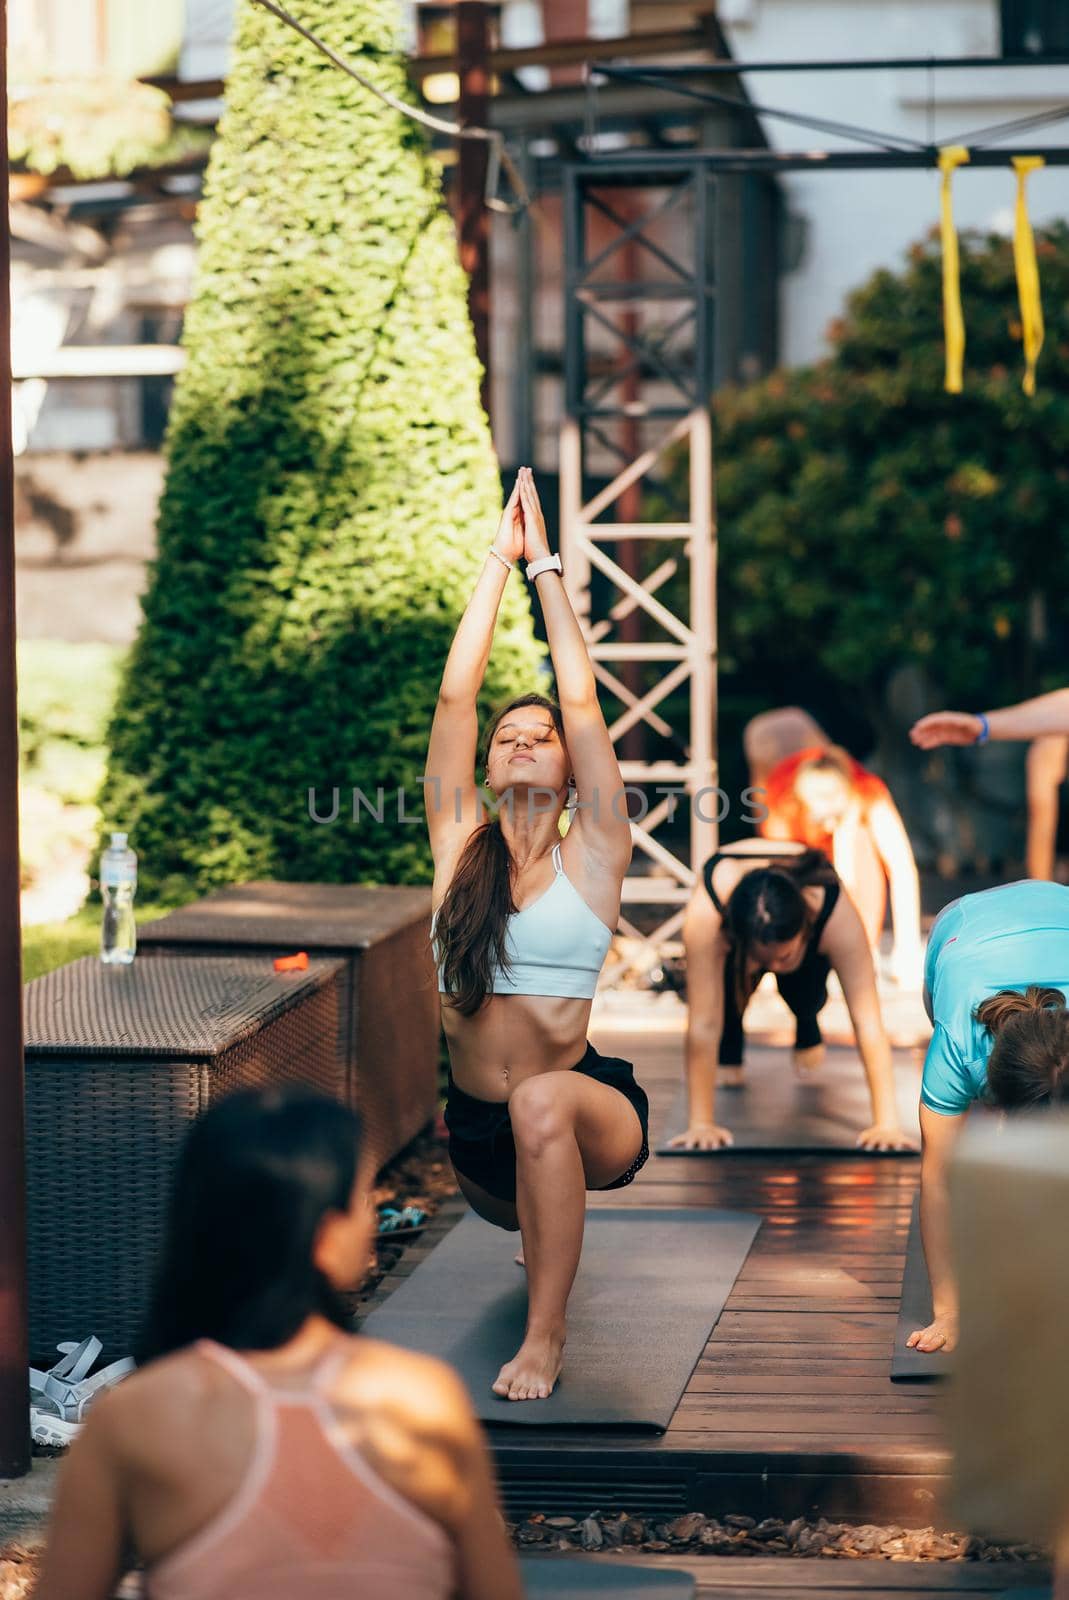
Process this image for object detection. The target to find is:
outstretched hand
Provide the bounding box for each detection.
[910,711,984,749]
[517,466,551,563]
[906,1312,958,1354]
[666,1122,734,1151]
[856,1123,919,1153]
[494,475,526,566]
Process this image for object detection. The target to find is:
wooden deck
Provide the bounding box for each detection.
[365,1011,950,1526]
[494,1017,943,1526]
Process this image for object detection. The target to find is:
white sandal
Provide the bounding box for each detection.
[29,1335,135,1441]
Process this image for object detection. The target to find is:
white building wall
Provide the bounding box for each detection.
[718,0,1069,365]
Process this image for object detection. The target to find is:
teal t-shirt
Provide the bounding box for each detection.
[921,880,1069,1117]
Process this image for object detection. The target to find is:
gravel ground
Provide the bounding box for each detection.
[504,1511,1046,1563]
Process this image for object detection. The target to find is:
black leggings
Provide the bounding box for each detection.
[719,946,830,1066]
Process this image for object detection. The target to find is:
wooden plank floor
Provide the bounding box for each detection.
[487,1018,945,1525]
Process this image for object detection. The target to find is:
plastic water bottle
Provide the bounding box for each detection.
[100,832,137,965]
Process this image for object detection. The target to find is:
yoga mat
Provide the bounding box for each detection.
[520,1557,694,1597]
[362,1208,761,1431]
[656,1044,921,1155]
[891,1195,950,1381]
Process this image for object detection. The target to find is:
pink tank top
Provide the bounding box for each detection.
[144,1339,455,1600]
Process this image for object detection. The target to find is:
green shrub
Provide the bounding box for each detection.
[99,0,543,900]
[664,224,1069,734]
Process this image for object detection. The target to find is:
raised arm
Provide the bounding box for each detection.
[911,687,1069,748]
[867,796,923,987]
[823,894,918,1151]
[425,478,526,873]
[518,468,631,877]
[669,886,734,1150]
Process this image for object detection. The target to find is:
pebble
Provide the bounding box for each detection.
[500,1514,1047,1565]
[580,1518,603,1551]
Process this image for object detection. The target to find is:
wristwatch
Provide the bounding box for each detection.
[526,553,563,581]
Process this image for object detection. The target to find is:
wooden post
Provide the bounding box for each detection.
[457,1,491,417]
[0,0,32,1480]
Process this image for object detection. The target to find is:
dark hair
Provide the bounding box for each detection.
[977,986,1069,1109]
[435,693,566,1017]
[723,849,831,1013]
[138,1087,363,1364]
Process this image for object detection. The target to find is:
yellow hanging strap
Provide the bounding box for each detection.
[938,146,970,394]
[1012,155,1045,396]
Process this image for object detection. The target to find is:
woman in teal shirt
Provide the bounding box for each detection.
[911,880,1069,1357]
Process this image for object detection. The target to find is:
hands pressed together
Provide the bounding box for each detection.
[492,467,551,568]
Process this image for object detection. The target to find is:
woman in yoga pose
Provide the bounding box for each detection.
[35,1087,521,1600]
[427,467,645,1404]
[745,707,923,986]
[670,842,917,1152]
[907,879,1069,1357]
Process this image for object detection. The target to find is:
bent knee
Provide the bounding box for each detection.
[508,1074,572,1150]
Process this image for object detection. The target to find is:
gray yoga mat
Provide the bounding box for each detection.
[656,1044,921,1155]
[891,1195,951,1381]
[520,1557,694,1597]
[362,1207,761,1430]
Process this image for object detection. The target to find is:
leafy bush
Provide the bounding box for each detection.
[99,0,543,900]
[668,225,1069,735]
[10,79,210,181]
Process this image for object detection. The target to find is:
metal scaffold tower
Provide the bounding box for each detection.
[559,157,717,975]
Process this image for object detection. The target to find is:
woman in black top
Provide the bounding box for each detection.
[670,842,916,1152]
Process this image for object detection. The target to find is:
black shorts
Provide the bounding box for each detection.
[444,1041,650,1204]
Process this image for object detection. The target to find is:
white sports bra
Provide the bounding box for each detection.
[433,842,614,1001]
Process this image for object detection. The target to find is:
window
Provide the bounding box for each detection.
[1001,0,1069,55]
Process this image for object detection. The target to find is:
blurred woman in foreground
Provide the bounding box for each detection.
[34,1087,521,1600]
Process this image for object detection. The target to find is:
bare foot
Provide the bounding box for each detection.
[514,1247,525,1268]
[793,1043,826,1077]
[718,1066,745,1089]
[492,1328,565,1402]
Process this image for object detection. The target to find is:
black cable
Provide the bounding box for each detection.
[590,64,931,154]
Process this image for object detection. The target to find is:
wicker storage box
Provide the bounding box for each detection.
[138,883,439,1171]
[24,954,344,1359]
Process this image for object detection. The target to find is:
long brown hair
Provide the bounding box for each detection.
[435,694,566,1016]
[977,986,1069,1108]
[723,848,833,1013]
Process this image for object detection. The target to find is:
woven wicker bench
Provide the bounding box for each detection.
[138,883,439,1172]
[24,954,345,1359]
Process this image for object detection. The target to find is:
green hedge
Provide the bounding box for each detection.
[100,0,544,900]
[663,224,1069,737]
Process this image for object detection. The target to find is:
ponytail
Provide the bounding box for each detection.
[723,848,833,1014]
[977,986,1069,1109]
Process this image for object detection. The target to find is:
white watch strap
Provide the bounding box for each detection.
[526,553,562,581]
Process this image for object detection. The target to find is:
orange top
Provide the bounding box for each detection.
[759,746,890,858]
[145,1340,455,1600]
